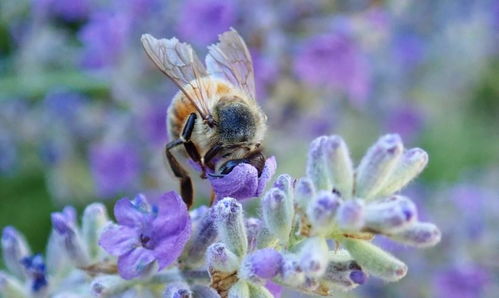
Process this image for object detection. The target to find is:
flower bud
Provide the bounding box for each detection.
[248,283,274,298]
[45,231,71,277]
[321,249,367,291]
[273,174,293,199]
[184,207,217,266]
[336,199,365,231]
[279,253,305,286]
[213,198,248,257]
[206,242,240,273]
[364,196,417,233]
[343,239,407,282]
[191,285,220,298]
[164,282,192,298]
[0,271,26,298]
[298,237,329,278]
[51,212,90,268]
[240,248,283,283]
[307,191,340,235]
[228,280,250,298]
[91,275,134,297]
[307,136,332,191]
[245,218,262,252]
[255,226,278,250]
[376,148,428,197]
[261,188,294,245]
[2,226,31,279]
[322,136,354,199]
[295,177,315,210]
[389,222,441,248]
[355,134,403,200]
[82,203,109,260]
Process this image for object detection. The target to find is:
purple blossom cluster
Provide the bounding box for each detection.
[0,133,445,298]
[1,0,498,297]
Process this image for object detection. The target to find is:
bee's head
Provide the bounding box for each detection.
[215,99,256,143]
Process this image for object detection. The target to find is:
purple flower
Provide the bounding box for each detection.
[294,31,371,105]
[176,0,237,44]
[21,254,48,292]
[208,156,276,201]
[435,265,490,298]
[385,105,424,141]
[245,248,283,279]
[265,281,282,298]
[138,101,168,147]
[89,143,141,198]
[251,49,278,100]
[99,192,191,279]
[32,0,91,21]
[79,12,131,69]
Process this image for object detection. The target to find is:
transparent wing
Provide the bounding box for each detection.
[141,34,211,119]
[206,28,256,100]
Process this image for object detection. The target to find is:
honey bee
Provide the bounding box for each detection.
[141,29,267,208]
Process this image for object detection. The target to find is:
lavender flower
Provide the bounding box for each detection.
[208,156,276,201]
[33,0,91,21]
[99,192,191,279]
[1,226,31,279]
[177,0,237,44]
[79,12,131,69]
[89,143,141,198]
[435,265,490,298]
[21,254,48,293]
[294,30,371,105]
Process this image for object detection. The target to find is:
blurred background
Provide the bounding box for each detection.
[0,0,498,297]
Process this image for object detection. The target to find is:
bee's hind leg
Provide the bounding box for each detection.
[165,141,194,209]
[164,113,200,209]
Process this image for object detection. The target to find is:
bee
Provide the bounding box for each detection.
[141,29,267,208]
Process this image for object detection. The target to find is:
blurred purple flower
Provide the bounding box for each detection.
[42,90,89,135]
[294,31,371,105]
[177,0,236,44]
[89,143,140,197]
[33,0,91,21]
[435,265,490,298]
[208,156,276,201]
[139,102,168,147]
[79,12,131,69]
[251,50,278,100]
[392,33,426,68]
[99,192,191,279]
[385,105,424,141]
[111,0,160,18]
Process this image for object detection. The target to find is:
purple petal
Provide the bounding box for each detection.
[152,222,191,270]
[114,198,149,227]
[117,247,155,280]
[151,192,192,269]
[248,248,283,279]
[209,163,259,201]
[256,156,277,197]
[265,280,282,298]
[98,224,139,257]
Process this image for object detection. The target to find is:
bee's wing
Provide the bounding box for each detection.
[206,28,256,101]
[141,34,212,119]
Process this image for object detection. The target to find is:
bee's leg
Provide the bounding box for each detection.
[165,141,193,208]
[203,143,224,175]
[181,113,206,178]
[164,113,200,208]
